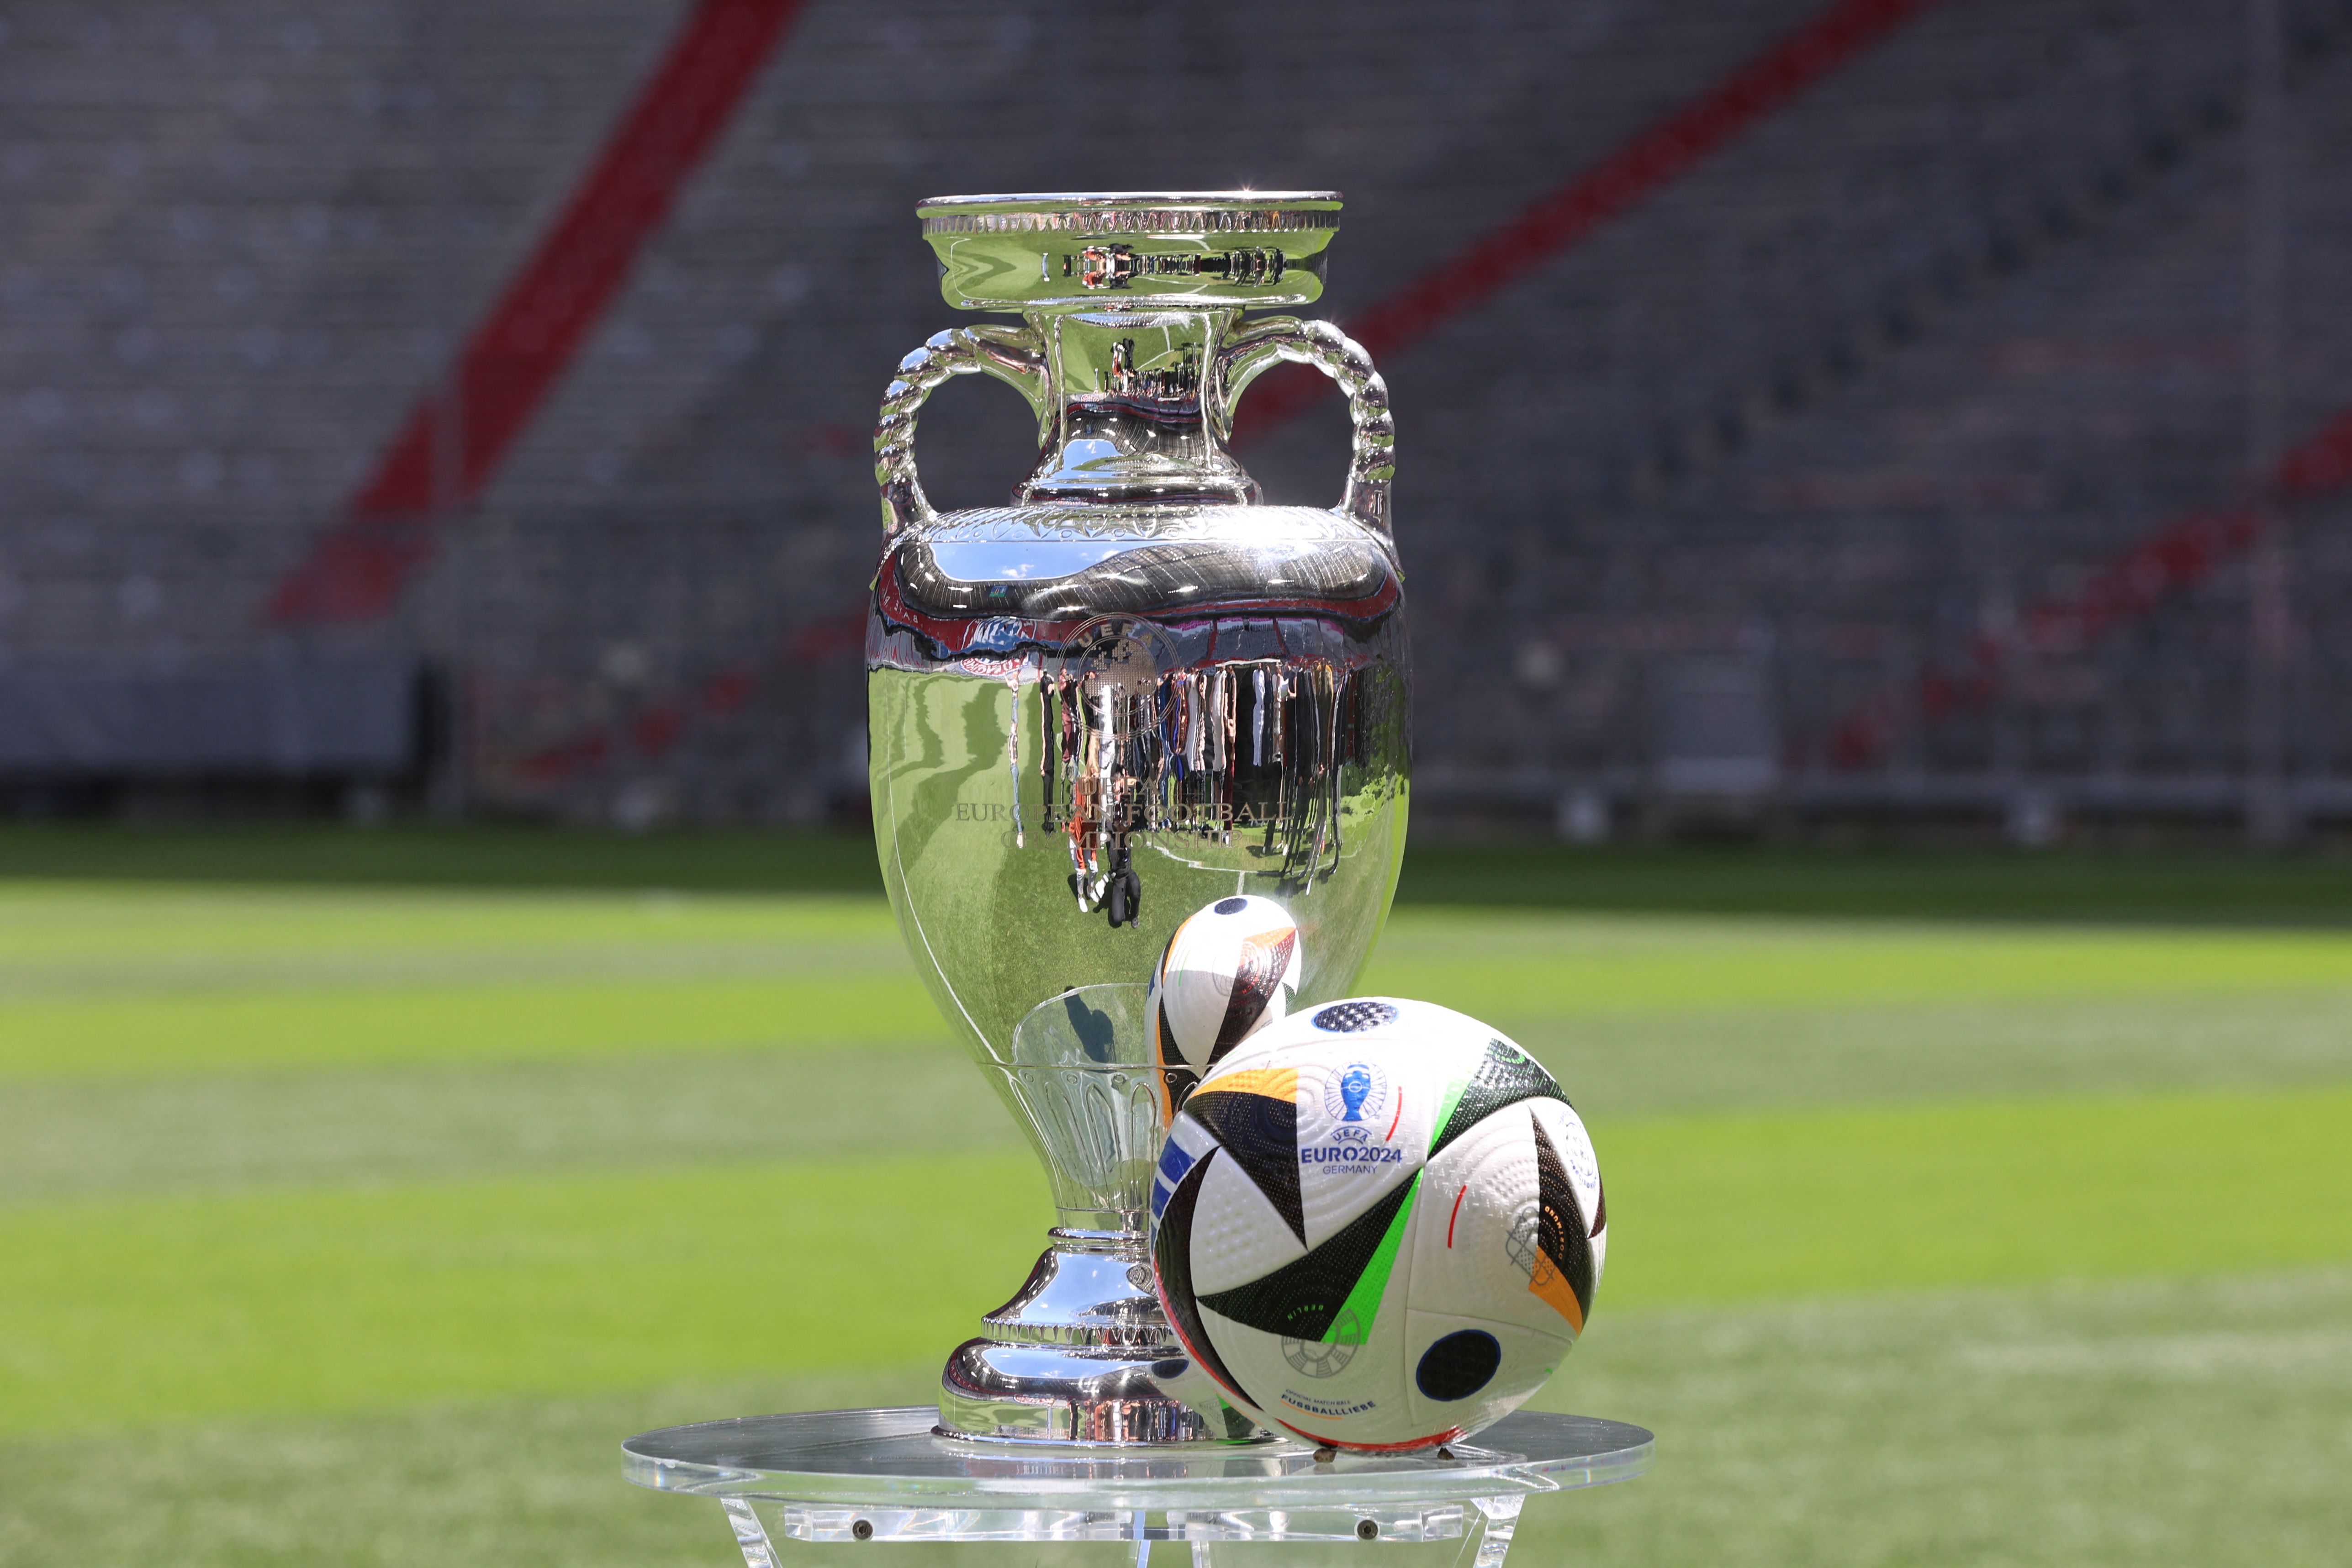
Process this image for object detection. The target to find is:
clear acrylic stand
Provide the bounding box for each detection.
[624,1406,1651,1567]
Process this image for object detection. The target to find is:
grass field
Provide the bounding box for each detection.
[1,826,2348,1566]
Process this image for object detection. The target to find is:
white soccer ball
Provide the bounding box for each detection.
[1148,894,1303,1124]
[1149,997,1606,1451]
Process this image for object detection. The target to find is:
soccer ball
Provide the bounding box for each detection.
[1149,998,1606,1451]
[1148,895,1303,1124]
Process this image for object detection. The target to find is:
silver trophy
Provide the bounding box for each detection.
[867,192,1409,1444]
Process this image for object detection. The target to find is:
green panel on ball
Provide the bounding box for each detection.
[1199,1169,1422,1341]
[1328,1170,1422,1344]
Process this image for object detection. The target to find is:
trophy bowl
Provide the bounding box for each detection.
[867,191,1408,1444]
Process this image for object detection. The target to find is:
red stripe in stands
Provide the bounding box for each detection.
[263,0,807,626]
[1822,405,2352,768]
[1237,0,1945,440]
[509,0,1940,784]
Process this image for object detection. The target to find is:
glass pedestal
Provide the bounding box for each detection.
[624,1406,1651,1567]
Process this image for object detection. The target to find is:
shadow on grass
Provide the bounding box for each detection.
[5,822,2352,925]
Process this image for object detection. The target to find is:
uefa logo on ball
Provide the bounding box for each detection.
[1321,1060,1390,1125]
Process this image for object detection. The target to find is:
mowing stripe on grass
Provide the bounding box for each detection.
[1367,909,2352,1015]
[2,1086,2344,1435]
[17,892,2352,1080]
[0,1044,1008,1207]
[1518,1268,2352,1568]
[0,884,902,963]
[1508,989,2352,1117]
[5,1273,2349,1568]
[1598,1086,2352,1305]
[0,886,914,1003]
[0,975,951,1080]
[0,1152,1052,1435]
[12,991,2352,1205]
[13,988,2347,1206]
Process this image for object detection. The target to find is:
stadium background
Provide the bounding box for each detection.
[9,0,2352,839]
[3,4,2350,1568]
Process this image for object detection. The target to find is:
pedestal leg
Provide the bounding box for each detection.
[719,1497,779,1568]
[1469,1496,1523,1568]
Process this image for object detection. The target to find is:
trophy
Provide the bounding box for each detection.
[620,194,1645,1564]
[867,192,1411,1444]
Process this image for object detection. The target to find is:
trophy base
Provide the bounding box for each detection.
[935,1230,1264,1445]
[626,1404,1656,1568]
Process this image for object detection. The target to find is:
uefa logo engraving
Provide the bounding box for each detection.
[1053,613,1180,718]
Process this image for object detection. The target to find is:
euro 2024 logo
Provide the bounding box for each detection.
[1308,1061,1400,1173]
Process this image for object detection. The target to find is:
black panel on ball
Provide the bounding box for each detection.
[1154,1149,1252,1403]
[1199,1172,1420,1341]
[1427,1040,1574,1162]
[1415,1330,1502,1402]
[1182,1086,1305,1244]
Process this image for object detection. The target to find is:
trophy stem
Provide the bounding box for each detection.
[937,1227,1257,1445]
[980,1228,1156,1347]
[918,987,1258,1445]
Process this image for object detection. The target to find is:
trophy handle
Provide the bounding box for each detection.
[1213,317,1395,540]
[875,324,1050,535]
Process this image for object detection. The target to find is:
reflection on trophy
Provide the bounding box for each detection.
[866,191,1411,1443]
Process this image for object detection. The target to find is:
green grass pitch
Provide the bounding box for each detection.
[0,826,2348,1566]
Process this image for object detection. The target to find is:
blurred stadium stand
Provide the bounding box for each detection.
[4,0,2351,838]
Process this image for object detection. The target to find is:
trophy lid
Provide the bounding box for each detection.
[917,191,1340,311]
